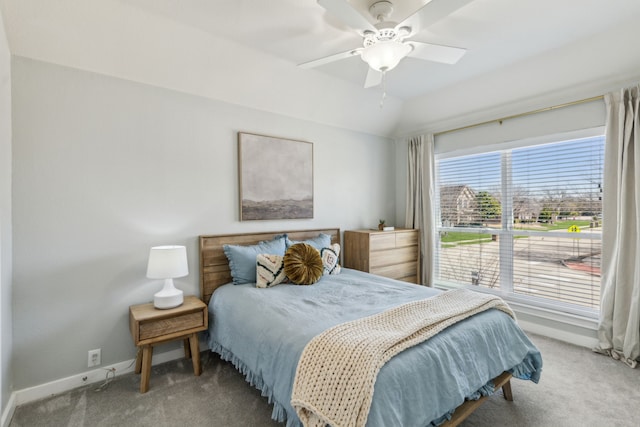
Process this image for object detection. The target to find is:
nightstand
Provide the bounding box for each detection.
[129,295,208,393]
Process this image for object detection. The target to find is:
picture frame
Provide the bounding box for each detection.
[238,132,313,221]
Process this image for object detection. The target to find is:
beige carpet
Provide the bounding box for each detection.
[10,333,640,426]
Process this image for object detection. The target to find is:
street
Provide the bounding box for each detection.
[439,232,601,309]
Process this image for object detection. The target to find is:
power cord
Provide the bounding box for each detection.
[94,367,116,392]
[91,354,139,392]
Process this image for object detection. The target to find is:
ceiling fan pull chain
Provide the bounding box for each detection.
[379,70,387,108]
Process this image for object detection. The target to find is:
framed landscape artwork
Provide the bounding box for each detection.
[238,132,313,221]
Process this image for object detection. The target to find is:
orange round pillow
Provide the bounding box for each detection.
[283,243,323,285]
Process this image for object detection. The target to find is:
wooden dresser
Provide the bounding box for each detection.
[343,228,420,284]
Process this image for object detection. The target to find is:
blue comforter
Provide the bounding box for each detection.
[207,268,542,426]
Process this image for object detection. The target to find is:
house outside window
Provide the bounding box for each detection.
[435,133,604,316]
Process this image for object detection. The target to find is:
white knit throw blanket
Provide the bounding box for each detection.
[290,289,515,427]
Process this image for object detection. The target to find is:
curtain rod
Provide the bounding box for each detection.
[434,95,605,137]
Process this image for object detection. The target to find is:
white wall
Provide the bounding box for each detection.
[0,6,12,414]
[10,56,396,390]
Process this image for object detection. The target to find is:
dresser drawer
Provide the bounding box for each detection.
[370,261,418,281]
[396,231,418,247]
[138,311,204,341]
[369,233,397,251]
[370,246,418,268]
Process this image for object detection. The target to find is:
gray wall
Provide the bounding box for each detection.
[10,57,396,390]
[0,9,13,412]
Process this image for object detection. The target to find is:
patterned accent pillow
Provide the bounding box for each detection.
[256,254,287,288]
[320,243,341,275]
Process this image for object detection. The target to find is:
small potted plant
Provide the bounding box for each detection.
[378,219,386,231]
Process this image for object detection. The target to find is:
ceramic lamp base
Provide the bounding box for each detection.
[154,279,184,309]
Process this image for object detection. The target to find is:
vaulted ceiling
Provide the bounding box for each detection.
[2,0,640,137]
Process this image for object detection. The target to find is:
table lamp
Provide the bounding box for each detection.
[146,245,188,309]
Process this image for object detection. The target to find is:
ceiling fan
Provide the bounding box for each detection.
[300,0,473,88]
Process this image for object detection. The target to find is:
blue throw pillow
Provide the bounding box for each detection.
[285,233,332,250]
[223,236,287,284]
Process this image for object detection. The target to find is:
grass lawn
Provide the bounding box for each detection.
[538,220,593,231]
[440,231,492,243]
[441,220,594,246]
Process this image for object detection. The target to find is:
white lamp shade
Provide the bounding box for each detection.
[361,40,412,72]
[146,245,189,279]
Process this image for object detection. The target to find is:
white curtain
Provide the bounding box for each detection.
[405,134,435,286]
[596,85,640,368]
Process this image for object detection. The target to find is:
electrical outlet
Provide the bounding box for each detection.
[88,349,101,367]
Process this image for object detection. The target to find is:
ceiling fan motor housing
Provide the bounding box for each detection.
[364,28,399,47]
[369,1,394,21]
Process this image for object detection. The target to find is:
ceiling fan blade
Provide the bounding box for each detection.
[317,0,376,33]
[364,68,383,88]
[398,0,474,34]
[298,48,362,69]
[408,41,466,64]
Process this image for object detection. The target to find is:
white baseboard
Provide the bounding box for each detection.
[1,393,15,427]
[1,346,192,427]
[517,318,599,349]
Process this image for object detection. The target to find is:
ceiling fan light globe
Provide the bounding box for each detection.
[361,40,411,72]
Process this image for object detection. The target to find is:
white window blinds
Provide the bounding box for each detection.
[436,135,604,312]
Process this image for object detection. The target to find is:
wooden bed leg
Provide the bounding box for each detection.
[502,379,513,401]
[440,372,514,427]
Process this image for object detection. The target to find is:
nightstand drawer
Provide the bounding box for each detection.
[139,311,204,341]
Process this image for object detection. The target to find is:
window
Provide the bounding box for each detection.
[435,134,604,315]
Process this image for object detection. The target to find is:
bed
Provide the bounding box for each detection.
[199,228,542,427]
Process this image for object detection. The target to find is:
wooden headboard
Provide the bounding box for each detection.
[199,228,340,305]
